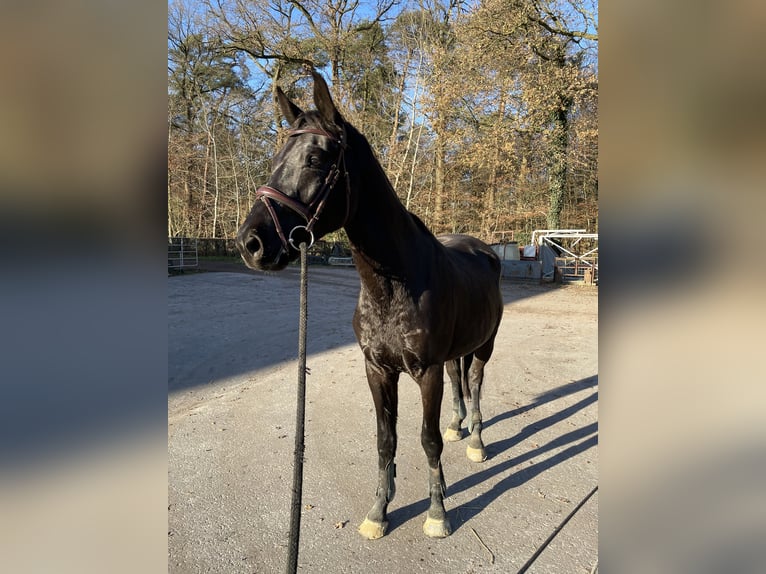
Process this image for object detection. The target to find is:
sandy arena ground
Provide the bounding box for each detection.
[169,265,598,573]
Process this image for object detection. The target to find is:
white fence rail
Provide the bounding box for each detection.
[533,229,598,284]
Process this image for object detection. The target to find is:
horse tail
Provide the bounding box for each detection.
[461,353,474,401]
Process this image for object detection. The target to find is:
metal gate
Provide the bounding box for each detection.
[532,229,598,284]
[168,237,198,271]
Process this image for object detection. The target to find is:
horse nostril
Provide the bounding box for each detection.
[244,233,262,256]
[237,228,263,259]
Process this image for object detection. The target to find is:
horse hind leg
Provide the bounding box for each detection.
[358,362,399,540]
[466,350,490,463]
[442,359,466,442]
[419,364,452,538]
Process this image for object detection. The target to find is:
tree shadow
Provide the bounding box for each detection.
[385,376,598,534]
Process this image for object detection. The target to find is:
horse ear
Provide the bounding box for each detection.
[311,70,343,127]
[275,86,303,125]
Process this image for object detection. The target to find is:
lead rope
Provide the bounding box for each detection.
[286,242,309,574]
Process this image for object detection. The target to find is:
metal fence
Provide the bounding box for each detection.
[168,237,198,270]
[554,256,599,284]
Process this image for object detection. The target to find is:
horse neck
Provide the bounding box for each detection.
[343,131,433,281]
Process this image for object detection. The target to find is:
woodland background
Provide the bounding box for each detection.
[168,0,597,246]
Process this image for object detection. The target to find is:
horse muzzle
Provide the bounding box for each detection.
[236,224,290,271]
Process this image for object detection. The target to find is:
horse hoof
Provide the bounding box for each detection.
[466,445,487,462]
[358,518,388,540]
[423,516,452,538]
[443,428,463,442]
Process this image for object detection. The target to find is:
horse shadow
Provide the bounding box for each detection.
[482,375,598,432]
[385,375,598,534]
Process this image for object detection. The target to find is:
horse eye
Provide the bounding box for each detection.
[307,156,322,168]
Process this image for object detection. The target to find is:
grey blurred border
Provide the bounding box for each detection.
[601,1,766,572]
[0,2,168,573]
[2,1,765,572]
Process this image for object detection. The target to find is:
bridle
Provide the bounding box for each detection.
[255,126,350,251]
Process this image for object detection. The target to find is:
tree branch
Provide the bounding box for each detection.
[528,13,597,41]
[528,0,598,42]
[287,0,324,38]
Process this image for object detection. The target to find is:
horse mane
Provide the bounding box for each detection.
[297,108,437,245]
[343,120,437,240]
[409,211,432,236]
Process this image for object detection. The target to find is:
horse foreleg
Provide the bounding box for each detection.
[419,364,452,538]
[358,362,399,540]
[442,359,466,442]
[466,356,488,462]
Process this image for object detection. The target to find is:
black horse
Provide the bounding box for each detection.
[236,71,503,539]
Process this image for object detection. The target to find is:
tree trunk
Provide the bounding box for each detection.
[272,64,285,150]
[434,131,445,233]
[405,122,425,209]
[386,50,413,173]
[483,93,506,239]
[394,52,424,193]
[546,103,569,229]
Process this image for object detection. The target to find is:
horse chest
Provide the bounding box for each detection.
[353,293,433,377]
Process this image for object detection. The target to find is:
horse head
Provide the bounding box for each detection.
[236,70,351,271]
